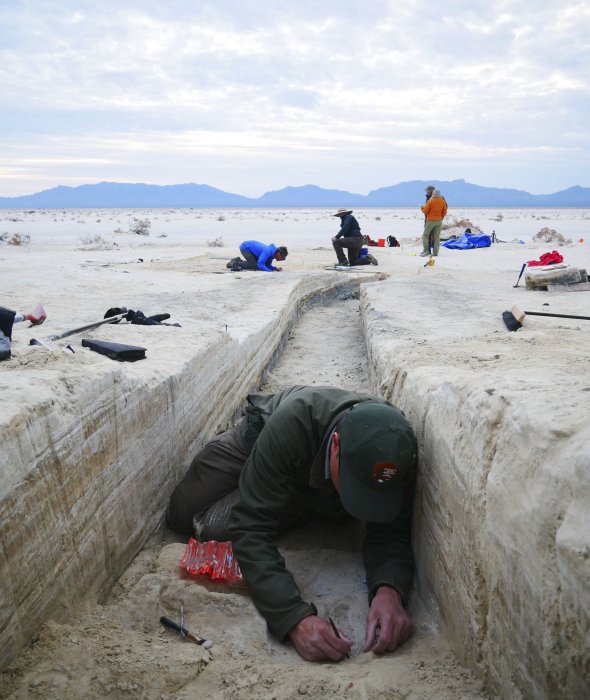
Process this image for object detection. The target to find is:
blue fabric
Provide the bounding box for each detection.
[442,232,492,250]
[239,240,278,271]
[358,247,368,257]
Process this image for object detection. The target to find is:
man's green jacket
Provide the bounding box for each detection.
[228,385,415,641]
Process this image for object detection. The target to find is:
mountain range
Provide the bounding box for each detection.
[1,179,589,208]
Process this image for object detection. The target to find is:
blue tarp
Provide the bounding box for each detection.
[442,232,492,250]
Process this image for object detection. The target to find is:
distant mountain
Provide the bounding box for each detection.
[0,179,588,208]
[369,180,590,207]
[255,184,366,207]
[0,181,253,209]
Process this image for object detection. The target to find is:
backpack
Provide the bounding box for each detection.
[226,256,244,271]
[387,235,400,247]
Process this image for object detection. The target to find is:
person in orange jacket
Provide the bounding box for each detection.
[420,189,447,256]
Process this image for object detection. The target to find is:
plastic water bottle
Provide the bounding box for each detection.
[181,538,245,586]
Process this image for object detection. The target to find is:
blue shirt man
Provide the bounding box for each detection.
[237,240,288,272]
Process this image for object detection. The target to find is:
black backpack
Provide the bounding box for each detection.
[387,235,400,247]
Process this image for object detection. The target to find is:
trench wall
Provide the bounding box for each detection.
[360,278,589,700]
[0,273,358,669]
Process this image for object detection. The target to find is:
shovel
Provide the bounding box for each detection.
[513,263,526,288]
[30,311,128,345]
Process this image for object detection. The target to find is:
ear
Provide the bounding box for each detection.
[329,431,341,490]
[331,431,340,452]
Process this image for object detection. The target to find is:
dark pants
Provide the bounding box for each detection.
[0,307,16,339]
[239,248,260,270]
[167,422,309,539]
[167,423,251,535]
[332,236,369,265]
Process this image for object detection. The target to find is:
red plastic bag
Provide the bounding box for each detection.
[181,538,246,586]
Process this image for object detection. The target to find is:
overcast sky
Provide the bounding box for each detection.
[1,0,589,197]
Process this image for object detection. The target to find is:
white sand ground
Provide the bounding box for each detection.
[0,208,589,699]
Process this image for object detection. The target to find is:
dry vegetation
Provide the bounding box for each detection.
[532,227,572,245]
[129,218,151,236]
[0,232,30,245]
[79,234,118,250]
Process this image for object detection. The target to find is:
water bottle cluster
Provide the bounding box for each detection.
[181,538,245,586]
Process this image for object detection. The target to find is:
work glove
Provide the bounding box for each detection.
[126,310,181,327]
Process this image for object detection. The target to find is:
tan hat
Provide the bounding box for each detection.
[425,185,435,192]
[334,208,353,217]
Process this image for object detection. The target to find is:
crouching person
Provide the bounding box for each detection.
[167,385,417,662]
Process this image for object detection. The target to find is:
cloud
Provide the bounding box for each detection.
[0,0,588,195]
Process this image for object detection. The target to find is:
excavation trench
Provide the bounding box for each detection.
[0,285,488,700]
[2,263,587,700]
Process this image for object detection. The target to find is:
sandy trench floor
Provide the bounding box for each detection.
[0,294,489,700]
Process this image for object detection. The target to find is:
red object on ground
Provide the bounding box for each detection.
[26,304,47,326]
[527,250,564,266]
[181,538,245,586]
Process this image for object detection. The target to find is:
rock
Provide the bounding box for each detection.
[525,266,581,289]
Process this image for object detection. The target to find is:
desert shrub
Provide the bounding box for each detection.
[217,215,226,221]
[0,232,31,245]
[79,234,117,250]
[533,227,571,245]
[207,236,224,247]
[80,234,106,245]
[441,216,482,233]
[129,218,151,235]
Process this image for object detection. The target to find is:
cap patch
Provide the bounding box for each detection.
[371,462,399,487]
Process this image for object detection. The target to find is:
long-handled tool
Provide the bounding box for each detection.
[30,311,128,345]
[513,263,526,288]
[502,304,590,331]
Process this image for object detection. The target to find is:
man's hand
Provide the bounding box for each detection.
[275,266,283,271]
[363,586,414,655]
[289,615,352,662]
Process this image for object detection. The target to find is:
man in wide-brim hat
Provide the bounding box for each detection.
[331,208,377,266]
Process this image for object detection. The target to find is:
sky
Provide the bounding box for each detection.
[1,0,589,197]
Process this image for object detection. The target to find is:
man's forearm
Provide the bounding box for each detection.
[363,513,414,604]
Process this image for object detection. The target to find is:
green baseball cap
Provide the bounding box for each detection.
[338,402,417,523]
